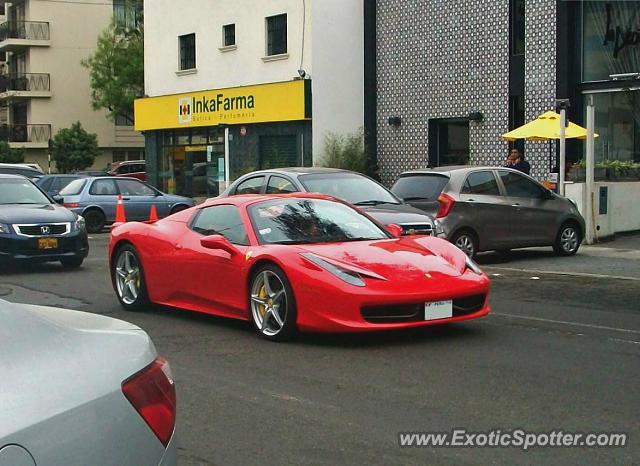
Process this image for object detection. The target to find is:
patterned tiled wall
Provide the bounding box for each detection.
[376,0,559,183]
[376,0,510,185]
[524,0,557,178]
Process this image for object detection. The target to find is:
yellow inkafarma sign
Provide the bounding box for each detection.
[134,80,310,131]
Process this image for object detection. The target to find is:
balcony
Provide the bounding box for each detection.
[0,73,51,99]
[0,21,50,51]
[0,123,51,148]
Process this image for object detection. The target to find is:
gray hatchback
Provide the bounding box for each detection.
[391,166,585,257]
[58,176,195,233]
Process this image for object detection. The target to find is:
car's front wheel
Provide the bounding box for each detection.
[60,256,84,269]
[249,265,297,342]
[112,244,149,311]
[553,222,581,256]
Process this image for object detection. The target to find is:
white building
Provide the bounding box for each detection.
[0,0,144,172]
[137,0,365,197]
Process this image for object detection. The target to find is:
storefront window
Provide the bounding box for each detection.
[588,90,640,162]
[582,1,640,82]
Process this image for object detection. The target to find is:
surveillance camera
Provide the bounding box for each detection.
[297,69,306,78]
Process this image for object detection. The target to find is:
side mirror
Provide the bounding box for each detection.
[386,223,403,238]
[200,234,238,255]
[52,195,64,204]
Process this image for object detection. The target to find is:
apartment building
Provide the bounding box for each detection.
[0,0,144,172]
[137,0,365,198]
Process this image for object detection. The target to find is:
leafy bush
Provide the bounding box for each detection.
[320,129,368,174]
[0,141,25,163]
[51,122,100,173]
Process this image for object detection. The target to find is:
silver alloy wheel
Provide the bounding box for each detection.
[560,226,579,253]
[454,234,475,257]
[251,270,287,337]
[115,250,141,305]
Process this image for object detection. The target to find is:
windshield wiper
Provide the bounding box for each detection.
[0,202,44,205]
[354,200,399,206]
[402,196,432,201]
[271,239,318,245]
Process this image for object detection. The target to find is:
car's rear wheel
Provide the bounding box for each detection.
[451,229,478,258]
[249,265,297,342]
[84,209,106,233]
[553,222,581,256]
[60,256,84,269]
[112,244,149,311]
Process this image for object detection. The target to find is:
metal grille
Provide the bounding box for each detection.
[398,223,433,236]
[361,294,486,323]
[15,223,70,236]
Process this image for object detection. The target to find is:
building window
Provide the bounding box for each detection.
[223,24,236,47]
[113,0,142,28]
[510,0,525,56]
[115,110,135,126]
[179,33,196,70]
[266,14,287,56]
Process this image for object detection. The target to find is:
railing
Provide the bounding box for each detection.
[0,124,51,143]
[0,21,50,41]
[0,73,50,92]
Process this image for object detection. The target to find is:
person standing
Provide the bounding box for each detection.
[505,148,530,175]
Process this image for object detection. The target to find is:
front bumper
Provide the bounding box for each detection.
[0,229,89,262]
[294,269,491,333]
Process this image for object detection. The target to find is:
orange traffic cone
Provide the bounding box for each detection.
[149,204,158,222]
[115,194,127,223]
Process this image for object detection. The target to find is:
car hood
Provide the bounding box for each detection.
[296,236,466,281]
[0,203,76,224]
[360,203,435,226]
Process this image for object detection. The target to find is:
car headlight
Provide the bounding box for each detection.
[465,255,483,275]
[74,215,86,231]
[301,253,365,287]
[0,223,11,235]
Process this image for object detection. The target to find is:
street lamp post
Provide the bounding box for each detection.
[556,99,570,196]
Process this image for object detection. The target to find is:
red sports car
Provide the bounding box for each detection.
[109,193,490,341]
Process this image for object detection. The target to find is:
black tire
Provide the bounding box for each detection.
[84,209,106,233]
[553,222,581,256]
[60,256,84,269]
[249,264,297,342]
[170,204,189,215]
[451,229,478,259]
[111,244,150,311]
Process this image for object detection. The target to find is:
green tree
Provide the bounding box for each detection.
[321,128,368,174]
[51,122,100,173]
[82,0,143,125]
[0,141,25,163]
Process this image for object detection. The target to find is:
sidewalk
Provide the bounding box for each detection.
[588,232,640,252]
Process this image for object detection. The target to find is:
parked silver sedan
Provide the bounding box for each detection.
[0,299,176,466]
[391,166,585,257]
[57,176,195,233]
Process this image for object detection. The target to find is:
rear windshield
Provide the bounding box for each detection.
[391,175,449,202]
[59,178,87,196]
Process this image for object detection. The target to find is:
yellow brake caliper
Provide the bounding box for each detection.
[258,285,268,318]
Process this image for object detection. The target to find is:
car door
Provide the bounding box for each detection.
[87,178,119,221]
[173,204,250,317]
[497,170,559,246]
[458,170,513,250]
[115,178,158,221]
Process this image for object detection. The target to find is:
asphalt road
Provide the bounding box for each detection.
[1,234,639,465]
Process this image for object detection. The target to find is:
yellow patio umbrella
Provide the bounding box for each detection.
[502,110,597,141]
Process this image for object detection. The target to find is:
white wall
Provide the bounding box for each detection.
[565,182,640,240]
[144,0,311,96]
[310,0,364,163]
[144,0,365,164]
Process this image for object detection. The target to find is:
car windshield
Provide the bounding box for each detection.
[299,173,400,205]
[248,198,389,245]
[59,178,87,196]
[392,174,449,201]
[0,178,52,205]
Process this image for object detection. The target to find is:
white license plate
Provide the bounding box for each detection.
[424,300,453,320]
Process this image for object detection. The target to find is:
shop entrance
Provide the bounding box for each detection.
[428,118,470,167]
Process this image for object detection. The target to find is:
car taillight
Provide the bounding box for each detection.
[63,202,79,208]
[122,357,176,447]
[436,193,455,218]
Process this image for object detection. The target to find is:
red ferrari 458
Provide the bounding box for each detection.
[109,193,490,341]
